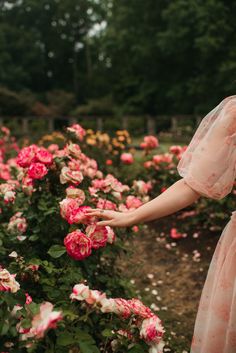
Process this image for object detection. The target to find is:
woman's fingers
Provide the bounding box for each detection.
[97,220,113,226]
[86,209,113,219]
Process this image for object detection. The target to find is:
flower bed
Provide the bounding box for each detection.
[0,125,164,353]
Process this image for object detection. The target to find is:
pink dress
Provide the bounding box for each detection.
[177,95,236,353]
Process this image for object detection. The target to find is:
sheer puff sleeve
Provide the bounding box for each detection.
[177,96,236,200]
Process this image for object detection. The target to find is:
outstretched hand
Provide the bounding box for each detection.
[85,208,136,227]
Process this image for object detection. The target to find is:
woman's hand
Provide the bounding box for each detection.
[85,209,136,227]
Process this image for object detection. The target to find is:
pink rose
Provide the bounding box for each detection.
[96,198,117,210]
[66,186,85,203]
[0,163,11,180]
[128,298,153,319]
[0,268,20,293]
[67,124,86,141]
[60,198,86,224]
[69,206,95,225]
[35,148,53,165]
[106,226,116,244]
[126,195,143,210]
[47,144,59,154]
[140,316,164,344]
[86,224,108,249]
[64,230,92,260]
[60,166,83,185]
[70,284,105,305]
[25,293,33,305]
[120,153,134,165]
[7,212,27,235]
[140,136,159,150]
[70,284,90,301]
[113,298,132,318]
[17,145,38,167]
[30,302,62,339]
[133,180,152,195]
[169,145,182,155]
[28,163,48,179]
[22,176,34,195]
[65,143,82,159]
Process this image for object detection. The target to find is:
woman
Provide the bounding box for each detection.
[86,96,236,353]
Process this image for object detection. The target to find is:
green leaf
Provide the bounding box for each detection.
[57,332,75,346]
[101,328,114,337]
[79,341,100,353]
[47,245,66,258]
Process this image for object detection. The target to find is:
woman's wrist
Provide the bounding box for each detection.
[127,210,140,227]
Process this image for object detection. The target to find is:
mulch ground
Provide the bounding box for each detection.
[118,216,221,353]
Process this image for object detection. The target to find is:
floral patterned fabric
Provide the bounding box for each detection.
[177,96,236,353]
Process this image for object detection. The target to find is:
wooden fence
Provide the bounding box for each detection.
[0,115,202,137]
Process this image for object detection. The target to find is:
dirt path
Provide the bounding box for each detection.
[119,216,221,352]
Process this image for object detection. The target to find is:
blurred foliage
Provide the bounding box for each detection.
[0,0,236,116]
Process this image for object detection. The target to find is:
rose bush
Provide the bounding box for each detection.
[0,125,161,353]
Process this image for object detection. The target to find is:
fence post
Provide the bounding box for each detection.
[171,116,178,132]
[147,116,155,135]
[122,116,128,130]
[22,118,29,134]
[48,118,54,133]
[96,117,103,131]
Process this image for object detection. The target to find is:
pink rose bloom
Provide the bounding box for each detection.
[22,176,34,195]
[113,298,132,318]
[140,316,164,344]
[70,283,90,301]
[82,158,98,179]
[0,268,20,293]
[28,163,48,180]
[60,166,83,185]
[68,158,81,171]
[0,183,16,204]
[86,224,108,249]
[96,198,117,211]
[64,230,92,260]
[60,198,80,222]
[152,155,163,164]
[17,145,38,167]
[106,226,116,244]
[0,163,11,180]
[35,148,53,165]
[65,143,82,159]
[144,161,153,169]
[100,297,117,313]
[169,145,182,155]
[120,153,134,165]
[30,302,62,339]
[69,206,95,225]
[140,136,159,150]
[1,126,10,135]
[66,186,85,203]
[133,180,152,195]
[126,195,143,210]
[128,298,153,319]
[106,159,113,166]
[25,293,33,305]
[67,124,86,141]
[70,284,105,305]
[48,144,59,154]
[7,212,27,235]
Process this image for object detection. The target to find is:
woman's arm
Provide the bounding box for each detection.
[86,178,200,227]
